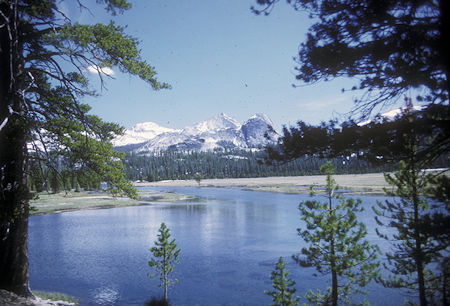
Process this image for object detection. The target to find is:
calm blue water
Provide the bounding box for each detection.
[29,187,414,305]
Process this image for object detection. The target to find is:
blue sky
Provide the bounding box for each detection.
[64,0,375,131]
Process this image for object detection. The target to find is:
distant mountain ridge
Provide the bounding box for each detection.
[114,113,278,152]
[113,122,180,147]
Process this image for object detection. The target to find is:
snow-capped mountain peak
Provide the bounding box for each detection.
[114,113,278,152]
[183,113,241,135]
[245,113,274,126]
[113,121,179,147]
[358,105,425,126]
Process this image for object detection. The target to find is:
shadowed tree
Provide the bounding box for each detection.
[374,161,449,306]
[0,0,168,296]
[267,104,449,168]
[295,162,379,305]
[371,113,450,306]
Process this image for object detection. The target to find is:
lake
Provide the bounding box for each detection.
[29,187,414,305]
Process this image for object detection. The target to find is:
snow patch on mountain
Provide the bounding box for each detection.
[358,105,424,126]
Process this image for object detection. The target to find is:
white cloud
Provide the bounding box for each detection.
[87,65,115,76]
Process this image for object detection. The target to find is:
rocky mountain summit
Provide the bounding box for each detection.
[242,114,277,147]
[114,113,278,152]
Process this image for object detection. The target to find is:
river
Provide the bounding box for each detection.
[29,187,414,305]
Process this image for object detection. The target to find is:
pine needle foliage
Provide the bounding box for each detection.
[295,161,380,305]
[265,257,300,306]
[148,223,181,302]
[374,161,450,305]
[252,0,449,117]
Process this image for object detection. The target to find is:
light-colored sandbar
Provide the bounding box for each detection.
[30,190,197,215]
[135,172,391,194]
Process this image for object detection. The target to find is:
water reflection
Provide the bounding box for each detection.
[91,286,120,305]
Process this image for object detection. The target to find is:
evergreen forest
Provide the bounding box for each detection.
[123,149,393,182]
[27,147,449,192]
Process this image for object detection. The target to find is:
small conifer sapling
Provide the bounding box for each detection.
[295,161,380,305]
[148,223,181,302]
[265,257,300,306]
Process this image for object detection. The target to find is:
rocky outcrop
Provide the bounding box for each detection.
[241,113,278,147]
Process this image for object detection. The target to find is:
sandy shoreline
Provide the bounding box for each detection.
[135,172,391,194]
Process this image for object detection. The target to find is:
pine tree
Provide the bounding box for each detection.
[50,171,60,194]
[265,257,300,306]
[194,173,202,185]
[374,161,450,305]
[295,161,379,305]
[1,0,168,295]
[148,223,181,302]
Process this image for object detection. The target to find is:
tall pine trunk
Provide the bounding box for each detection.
[411,166,427,306]
[414,193,427,306]
[0,95,32,296]
[0,213,30,296]
[163,248,168,302]
[323,180,339,306]
[328,189,338,306]
[330,244,338,306]
[0,1,32,296]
